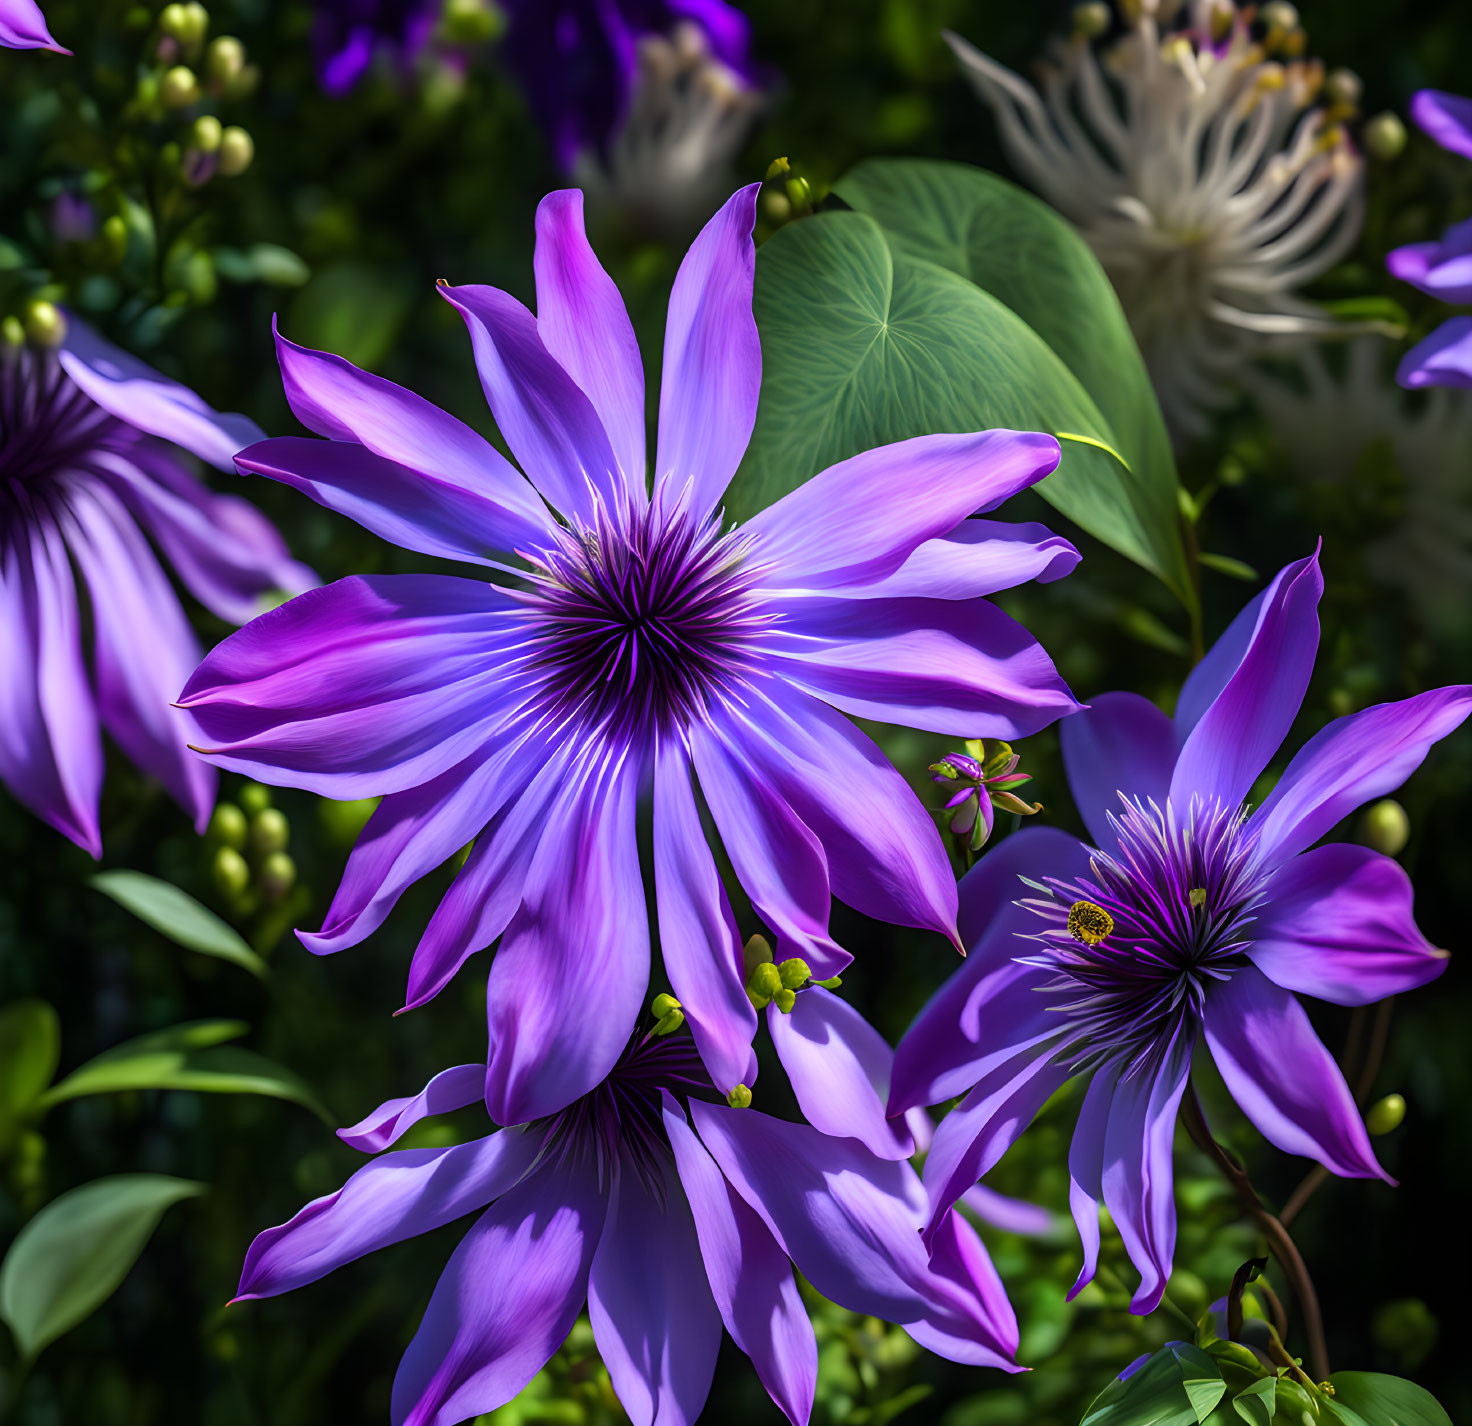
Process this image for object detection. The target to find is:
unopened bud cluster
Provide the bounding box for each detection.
[208,783,297,907]
[742,934,835,1012]
[931,738,1043,859]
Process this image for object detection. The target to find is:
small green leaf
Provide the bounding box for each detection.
[1321,296,1409,334]
[0,1001,60,1150]
[1323,1372,1453,1426]
[0,1174,203,1360]
[90,870,267,978]
[1230,1378,1274,1426]
[1198,553,1258,582]
[1083,1343,1227,1426]
[213,243,311,287]
[37,1021,331,1124]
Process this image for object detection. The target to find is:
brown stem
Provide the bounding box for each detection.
[1181,1086,1330,1382]
[1279,1166,1328,1229]
[1354,1000,1395,1104]
[1256,1280,1290,1341]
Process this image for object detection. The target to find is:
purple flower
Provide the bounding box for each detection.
[891,549,1468,1312]
[1,320,312,854]
[314,0,442,95]
[233,989,1021,1426]
[1389,92,1472,389]
[179,186,1079,1125]
[0,0,66,52]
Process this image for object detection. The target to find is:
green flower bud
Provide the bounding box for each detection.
[206,35,245,82]
[250,806,290,857]
[777,957,810,990]
[742,933,773,980]
[217,126,254,177]
[1324,67,1362,110]
[761,191,792,225]
[238,782,272,815]
[815,975,843,990]
[192,114,222,151]
[725,1084,752,1109]
[764,156,791,182]
[208,801,248,850]
[101,213,129,264]
[443,0,502,43]
[180,2,209,45]
[1365,111,1408,161]
[1,315,26,349]
[260,851,297,899]
[773,987,797,1014]
[212,845,251,899]
[1259,2,1299,32]
[1366,1092,1406,1136]
[159,3,191,38]
[160,65,200,108]
[785,176,812,210]
[24,300,67,348]
[1358,799,1410,857]
[650,993,681,1020]
[1071,2,1111,39]
[749,961,783,1001]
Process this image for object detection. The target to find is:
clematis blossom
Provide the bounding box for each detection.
[179,185,1079,1124]
[891,549,1467,1312]
[0,0,65,52]
[1388,91,1472,389]
[233,988,1022,1426]
[0,319,312,853]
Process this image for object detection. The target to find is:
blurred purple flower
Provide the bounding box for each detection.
[179,185,1079,1124]
[892,548,1468,1312]
[0,0,66,52]
[0,320,313,853]
[1389,92,1472,389]
[234,990,1021,1426]
[314,0,442,95]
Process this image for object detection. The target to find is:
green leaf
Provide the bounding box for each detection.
[90,870,267,978]
[832,159,1192,607]
[1322,1372,1453,1426]
[1083,1343,1227,1426]
[37,1021,332,1124]
[0,1000,60,1150]
[1198,553,1258,582]
[289,260,414,369]
[213,243,311,287]
[1230,1378,1274,1426]
[0,1174,203,1360]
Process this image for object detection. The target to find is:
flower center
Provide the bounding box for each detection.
[519,500,768,741]
[1017,796,1267,1072]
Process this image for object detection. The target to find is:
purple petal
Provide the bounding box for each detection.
[1061,692,1180,847]
[770,592,1078,740]
[0,0,68,49]
[1064,1072,1110,1300]
[689,720,848,977]
[890,827,1090,1113]
[1409,89,1472,161]
[662,1095,816,1426]
[62,481,213,831]
[391,1154,607,1426]
[534,189,647,494]
[59,317,261,471]
[235,1127,542,1299]
[1170,551,1323,811]
[437,280,624,521]
[1250,845,1449,1005]
[0,519,102,855]
[911,1208,1020,1369]
[1251,686,1472,863]
[180,575,527,798]
[587,1158,722,1426]
[652,737,757,1094]
[1386,219,1472,304]
[961,1182,1056,1238]
[1202,967,1387,1180]
[713,688,959,942]
[484,745,649,1124]
[689,1103,1018,1369]
[654,185,761,519]
[768,986,914,1160]
[745,430,1062,592]
[337,1065,486,1153]
[1396,316,1472,390]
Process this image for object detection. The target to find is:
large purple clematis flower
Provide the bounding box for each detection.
[233,988,1022,1426]
[1,321,312,854]
[891,549,1468,1312]
[179,185,1079,1125]
[314,0,442,95]
[1388,92,1472,389]
[0,0,66,52]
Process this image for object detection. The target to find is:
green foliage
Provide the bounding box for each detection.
[89,870,268,978]
[0,1175,203,1361]
[0,1002,60,1155]
[1322,1373,1454,1426]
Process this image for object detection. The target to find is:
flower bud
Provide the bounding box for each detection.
[217,126,254,177]
[1366,1093,1406,1136]
[1324,67,1362,110]
[1,316,26,349]
[742,933,773,980]
[212,845,251,899]
[764,156,791,182]
[250,806,290,857]
[208,801,248,850]
[159,3,191,39]
[260,851,297,899]
[650,993,681,1020]
[1358,799,1409,857]
[785,176,812,210]
[24,300,66,348]
[749,961,783,1002]
[192,114,222,152]
[238,783,271,815]
[815,975,843,990]
[725,1084,752,1109]
[1071,2,1111,39]
[160,65,200,108]
[101,214,129,264]
[777,957,810,990]
[1365,111,1407,161]
[443,0,502,43]
[773,987,797,1013]
[206,35,245,83]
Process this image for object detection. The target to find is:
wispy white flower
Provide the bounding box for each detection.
[948,1,1373,439]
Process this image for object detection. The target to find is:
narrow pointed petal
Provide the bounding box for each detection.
[1170,552,1323,810]
[438,280,623,521]
[654,184,761,519]
[484,746,649,1125]
[1064,1073,1111,1300]
[1409,89,1472,161]
[1396,316,1472,390]
[1251,686,1472,863]
[1203,967,1387,1181]
[338,1065,487,1153]
[588,1160,722,1426]
[0,0,68,49]
[59,318,262,471]
[391,1155,608,1426]
[235,1128,542,1299]
[652,737,757,1094]
[1061,692,1179,846]
[768,987,914,1160]
[534,189,647,493]
[912,1208,1020,1369]
[1249,845,1449,1005]
[662,1096,816,1426]
[745,431,1062,591]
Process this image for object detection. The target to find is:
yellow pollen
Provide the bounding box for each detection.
[1067,901,1114,945]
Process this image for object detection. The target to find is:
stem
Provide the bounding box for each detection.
[1180,1086,1330,1382]
[1256,1280,1290,1341]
